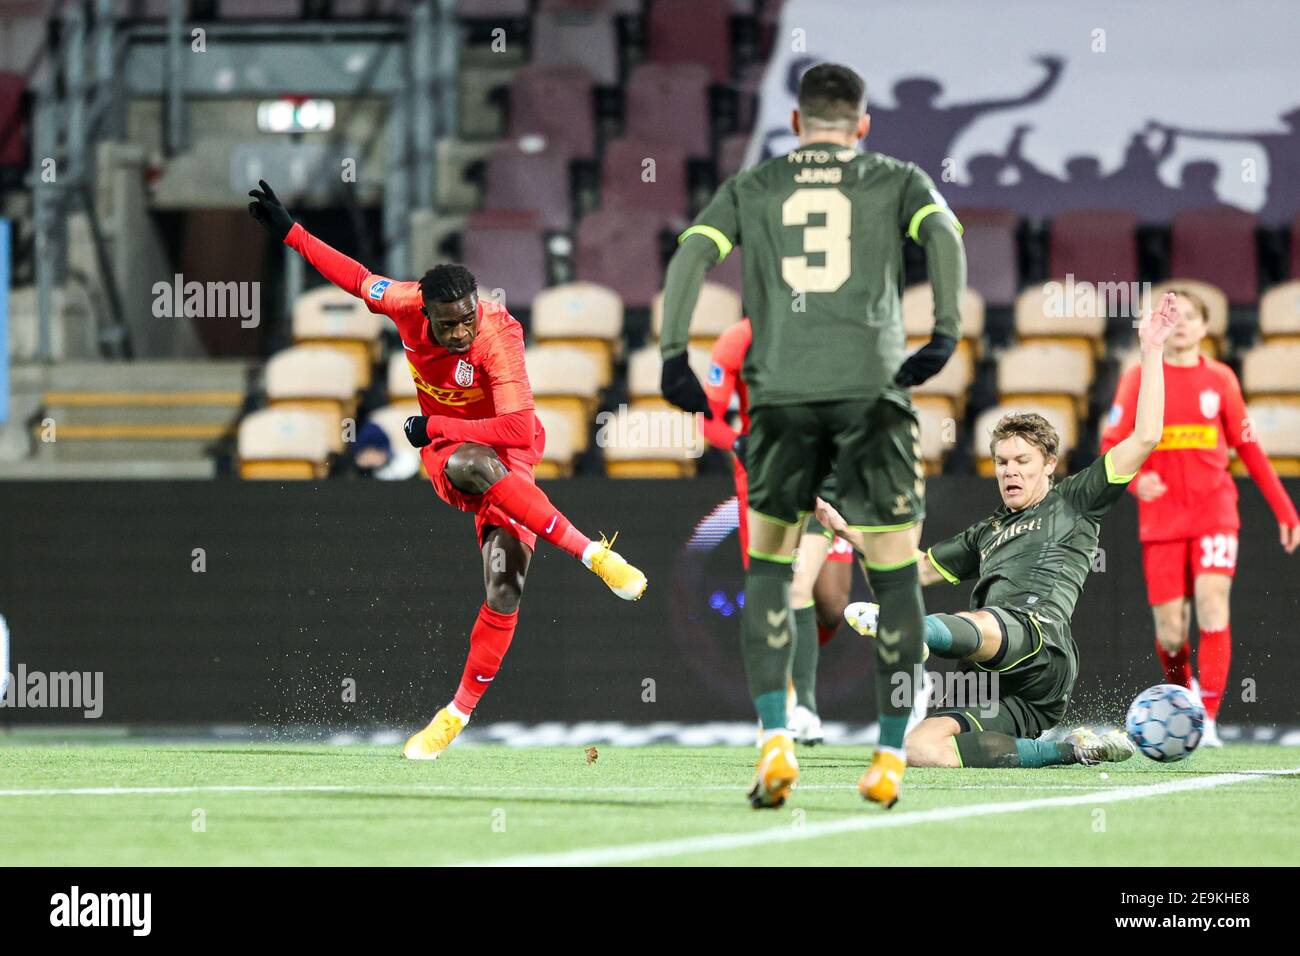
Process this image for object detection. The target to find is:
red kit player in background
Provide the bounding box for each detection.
[249,181,647,760]
[702,318,860,745]
[1101,289,1299,745]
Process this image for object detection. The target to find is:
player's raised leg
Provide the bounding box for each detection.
[424,442,647,601]
[404,527,531,759]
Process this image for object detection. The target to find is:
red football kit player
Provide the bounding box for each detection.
[1101,289,1299,743]
[249,181,646,761]
[702,319,861,745]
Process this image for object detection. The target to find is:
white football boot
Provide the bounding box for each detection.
[789,705,824,746]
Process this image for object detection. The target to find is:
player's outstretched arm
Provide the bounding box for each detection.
[897,212,966,387]
[659,234,719,417]
[814,496,946,585]
[248,179,373,298]
[1108,292,1178,478]
[1219,368,1300,554]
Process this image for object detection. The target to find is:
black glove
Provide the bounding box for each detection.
[731,433,748,469]
[247,179,295,242]
[403,415,432,448]
[895,334,957,388]
[660,352,713,418]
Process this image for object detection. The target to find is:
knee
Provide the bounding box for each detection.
[1152,608,1188,650]
[1194,593,1230,630]
[485,576,524,614]
[445,444,508,494]
[905,727,958,768]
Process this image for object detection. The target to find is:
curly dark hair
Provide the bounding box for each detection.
[419,264,477,306]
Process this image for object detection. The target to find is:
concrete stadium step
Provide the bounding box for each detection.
[42,360,255,392]
[0,458,216,479]
[33,433,227,462]
[43,393,245,427]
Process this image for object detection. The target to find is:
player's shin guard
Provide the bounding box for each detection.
[451,603,519,714]
[867,559,926,751]
[482,472,590,558]
[924,613,983,659]
[741,555,795,730]
[1156,639,1193,688]
[1196,626,1231,720]
[791,602,818,713]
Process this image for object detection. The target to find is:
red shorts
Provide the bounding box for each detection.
[421,438,540,549]
[826,535,855,563]
[1141,529,1238,605]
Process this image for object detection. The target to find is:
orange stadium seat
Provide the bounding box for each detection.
[525,345,602,452]
[650,281,742,351]
[292,285,384,389]
[531,282,624,387]
[237,408,331,480]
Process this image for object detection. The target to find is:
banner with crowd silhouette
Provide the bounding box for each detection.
[748,0,1300,225]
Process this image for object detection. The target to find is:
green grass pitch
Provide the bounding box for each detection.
[1,741,1295,866]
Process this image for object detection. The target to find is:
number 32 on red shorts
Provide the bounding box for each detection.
[1141,530,1238,605]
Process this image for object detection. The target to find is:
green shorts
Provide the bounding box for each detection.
[745,389,925,530]
[932,607,1079,739]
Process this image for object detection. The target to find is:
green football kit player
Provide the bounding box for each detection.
[820,293,1183,770]
[658,63,967,808]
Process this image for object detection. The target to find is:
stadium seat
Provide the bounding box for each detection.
[531,282,624,387]
[1258,280,1300,342]
[646,0,731,84]
[624,63,713,159]
[1147,279,1229,355]
[237,408,331,480]
[533,405,580,478]
[525,345,603,452]
[601,407,704,478]
[997,341,1094,417]
[506,65,597,159]
[265,346,358,454]
[625,344,713,410]
[387,352,419,402]
[1242,401,1300,475]
[461,210,549,309]
[1240,341,1300,399]
[902,284,985,356]
[365,402,422,459]
[650,281,742,350]
[913,394,959,473]
[1170,207,1259,306]
[1048,210,1139,286]
[1014,283,1107,367]
[482,139,575,231]
[292,285,384,389]
[973,401,1079,477]
[575,209,668,308]
[907,337,974,412]
[600,137,689,224]
[953,208,1018,308]
[531,0,620,86]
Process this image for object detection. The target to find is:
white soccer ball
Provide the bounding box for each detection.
[1125,683,1206,762]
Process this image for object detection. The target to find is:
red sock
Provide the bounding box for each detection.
[452,603,519,714]
[1197,626,1231,720]
[817,623,838,646]
[1156,639,1192,687]
[483,472,590,558]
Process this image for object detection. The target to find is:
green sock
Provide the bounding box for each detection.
[791,602,818,712]
[865,559,926,750]
[955,732,1075,768]
[741,555,795,730]
[925,613,983,659]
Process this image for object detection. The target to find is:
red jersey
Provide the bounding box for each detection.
[1100,355,1296,541]
[286,224,543,462]
[702,318,752,452]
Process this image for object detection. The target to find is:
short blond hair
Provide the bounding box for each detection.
[989,412,1059,462]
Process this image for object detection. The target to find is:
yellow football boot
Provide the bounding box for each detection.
[402,707,466,761]
[584,534,647,601]
[748,733,799,809]
[858,749,906,808]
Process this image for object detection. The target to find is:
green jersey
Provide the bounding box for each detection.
[926,451,1137,628]
[680,142,961,408]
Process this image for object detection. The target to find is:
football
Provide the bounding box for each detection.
[1125,684,1207,762]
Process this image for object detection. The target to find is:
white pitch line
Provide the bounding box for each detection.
[475,767,1300,867]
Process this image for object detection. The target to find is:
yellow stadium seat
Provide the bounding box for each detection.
[526,345,602,452]
[292,285,384,388]
[902,284,985,350]
[997,341,1094,417]
[907,336,974,411]
[238,408,331,480]
[912,394,958,473]
[1239,400,1300,475]
[1259,281,1300,343]
[601,407,703,478]
[533,406,580,478]
[1241,342,1300,399]
[532,282,624,387]
[1015,282,1107,357]
[625,344,714,412]
[651,281,743,352]
[265,346,359,453]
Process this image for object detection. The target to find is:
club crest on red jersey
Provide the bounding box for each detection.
[1199,388,1220,419]
[455,359,475,387]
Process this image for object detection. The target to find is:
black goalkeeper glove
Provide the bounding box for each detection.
[660,352,713,418]
[895,334,957,388]
[403,415,432,448]
[731,433,748,469]
[247,179,295,242]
